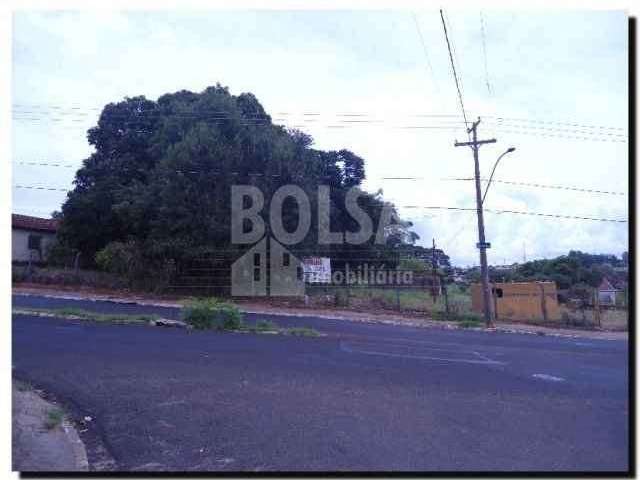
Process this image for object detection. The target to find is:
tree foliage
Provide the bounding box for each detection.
[57,84,419,289]
[486,250,627,290]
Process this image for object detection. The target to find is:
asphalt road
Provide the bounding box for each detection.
[12,294,630,472]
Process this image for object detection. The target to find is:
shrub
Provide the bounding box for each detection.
[46,240,79,269]
[45,408,64,430]
[181,298,243,330]
[95,241,176,292]
[334,289,350,307]
[95,241,140,277]
[255,319,277,331]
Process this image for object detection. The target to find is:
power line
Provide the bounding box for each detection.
[443,11,469,113]
[13,113,627,142]
[13,111,628,135]
[439,9,469,129]
[395,205,627,223]
[412,12,440,94]
[380,175,626,197]
[12,105,627,132]
[14,184,68,192]
[479,12,492,96]
[12,184,627,223]
[443,177,626,196]
[11,162,628,197]
[13,161,77,168]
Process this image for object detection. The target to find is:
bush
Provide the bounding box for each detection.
[46,240,79,269]
[95,241,176,292]
[334,289,350,307]
[95,241,140,277]
[181,298,243,330]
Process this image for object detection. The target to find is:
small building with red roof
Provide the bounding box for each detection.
[12,214,59,263]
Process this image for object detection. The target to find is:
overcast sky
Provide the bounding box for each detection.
[12,10,628,266]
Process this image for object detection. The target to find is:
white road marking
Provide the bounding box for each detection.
[340,340,505,365]
[532,373,565,382]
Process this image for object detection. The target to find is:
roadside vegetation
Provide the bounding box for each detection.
[181,298,320,336]
[14,299,320,337]
[181,298,243,330]
[308,284,473,316]
[13,306,159,325]
[44,408,64,431]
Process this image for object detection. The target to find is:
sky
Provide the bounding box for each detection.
[11,10,629,266]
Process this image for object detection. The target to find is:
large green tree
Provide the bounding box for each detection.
[57,85,417,288]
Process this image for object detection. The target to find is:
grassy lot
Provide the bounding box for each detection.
[309,284,474,316]
[558,305,628,331]
[306,284,627,331]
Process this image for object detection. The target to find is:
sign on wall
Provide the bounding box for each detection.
[302,257,331,284]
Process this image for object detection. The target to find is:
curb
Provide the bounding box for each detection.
[61,420,90,471]
[13,290,626,341]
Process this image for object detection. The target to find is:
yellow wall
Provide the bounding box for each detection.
[471,282,560,321]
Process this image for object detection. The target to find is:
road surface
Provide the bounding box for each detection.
[12,294,630,472]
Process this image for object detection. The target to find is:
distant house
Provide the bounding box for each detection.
[12,214,59,264]
[231,236,304,297]
[597,277,620,306]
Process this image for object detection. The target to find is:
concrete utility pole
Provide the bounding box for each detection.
[455,117,496,327]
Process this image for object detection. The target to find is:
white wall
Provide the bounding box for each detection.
[12,228,57,262]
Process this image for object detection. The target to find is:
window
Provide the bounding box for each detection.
[493,288,504,298]
[253,268,261,282]
[297,266,303,281]
[28,234,42,251]
[282,252,290,267]
[253,253,260,267]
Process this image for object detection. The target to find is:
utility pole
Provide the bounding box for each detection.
[431,238,438,304]
[455,117,496,327]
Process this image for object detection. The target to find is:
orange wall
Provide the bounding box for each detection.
[471,282,560,321]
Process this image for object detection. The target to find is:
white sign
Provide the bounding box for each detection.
[302,257,331,284]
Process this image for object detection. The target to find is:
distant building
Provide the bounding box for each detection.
[12,214,59,264]
[471,281,560,322]
[597,277,620,306]
[231,236,304,296]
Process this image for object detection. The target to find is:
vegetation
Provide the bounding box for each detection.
[181,298,243,330]
[53,84,420,292]
[282,327,319,337]
[13,307,159,325]
[481,250,628,290]
[44,408,64,430]
[12,265,126,290]
[338,284,471,315]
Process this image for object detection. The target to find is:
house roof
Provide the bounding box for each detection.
[12,214,59,233]
[598,277,619,292]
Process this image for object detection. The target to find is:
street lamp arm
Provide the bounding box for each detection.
[482,147,515,205]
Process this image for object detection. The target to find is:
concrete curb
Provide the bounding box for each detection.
[61,420,90,471]
[13,289,627,341]
[12,380,90,472]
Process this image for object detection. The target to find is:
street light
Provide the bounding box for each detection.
[482,147,516,205]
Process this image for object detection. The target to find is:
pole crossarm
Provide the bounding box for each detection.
[454,139,496,147]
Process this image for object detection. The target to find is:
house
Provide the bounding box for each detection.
[597,277,620,306]
[231,236,304,297]
[471,281,561,321]
[12,214,59,264]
